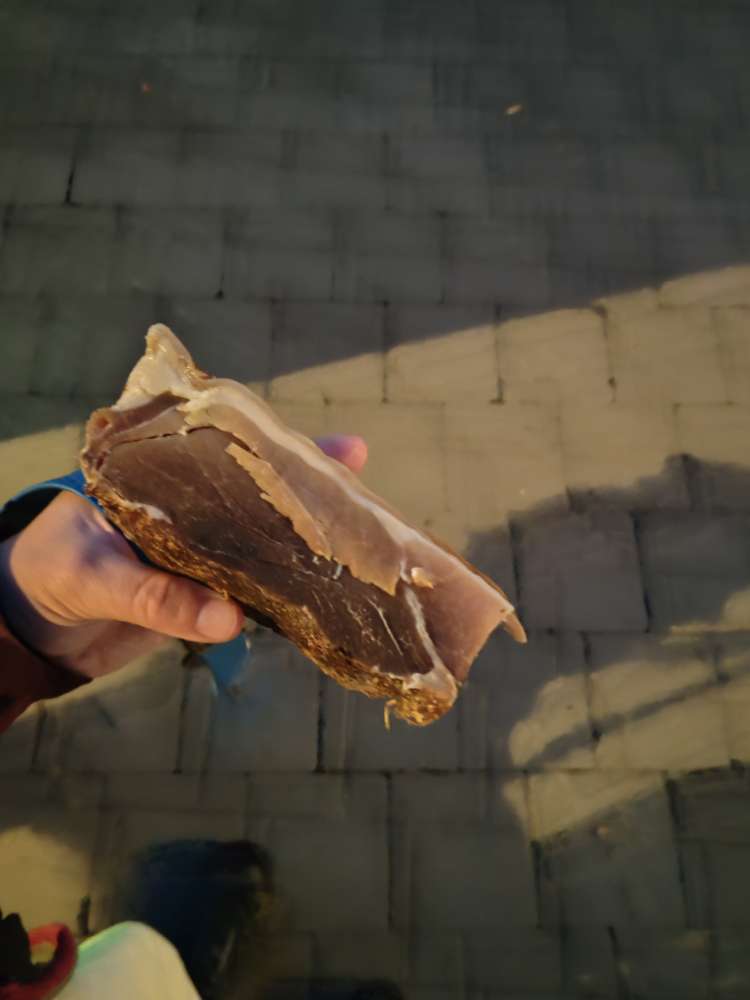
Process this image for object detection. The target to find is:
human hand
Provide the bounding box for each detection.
[0,435,368,680]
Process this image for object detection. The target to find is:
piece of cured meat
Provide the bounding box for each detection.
[81,325,525,724]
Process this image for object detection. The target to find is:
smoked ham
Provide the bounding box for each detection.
[81,325,525,724]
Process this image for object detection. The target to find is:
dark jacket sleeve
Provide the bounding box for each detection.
[0,613,89,734]
[0,484,92,734]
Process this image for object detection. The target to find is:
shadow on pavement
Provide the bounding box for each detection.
[0,452,748,994]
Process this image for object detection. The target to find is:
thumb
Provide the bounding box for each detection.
[89,551,244,643]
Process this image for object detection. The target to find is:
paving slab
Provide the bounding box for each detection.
[518,510,647,631]
[129,61,240,129]
[205,640,319,773]
[74,128,182,206]
[179,129,283,208]
[477,0,567,57]
[42,53,140,128]
[385,304,498,403]
[656,211,744,277]
[0,295,43,394]
[383,0,477,62]
[562,402,689,510]
[639,513,750,632]
[714,635,750,764]
[659,265,750,307]
[92,804,245,930]
[528,770,685,926]
[444,258,547,309]
[324,401,445,524]
[406,930,465,992]
[486,135,597,194]
[34,294,161,398]
[466,929,562,994]
[281,168,386,212]
[460,630,594,771]
[0,395,87,498]
[609,305,727,405]
[235,92,342,131]
[321,673,458,771]
[616,928,712,1000]
[38,642,185,773]
[672,769,750,843]
[588,634,729,770]
[386,134,485,180]
[498,309,611,406]
[391,774,537,930]
[443,402,568,526]
[0,704,40,773]
[341,61,432,104]
[333,250,442,305]
[0,775,102,928]
[111,207,223,296]
[423,510,517,599]
[267,59,337,99]
[677,404,750,510]
[553,213,655,282]
[176,666,214,776]
[313,930,407,982]
[562,926,618,998]
[226,245,333,302]
[595,287,660,320]
[682,840,750,928]
[716,308,750,404]
[340,211,441,259]
[164,296,271,395]
[0,126,76,205]
[269,301,384,403]
[716,929,750,1000]
[245,775,389,932]
[0,206,117,295]
[230,207,335,253]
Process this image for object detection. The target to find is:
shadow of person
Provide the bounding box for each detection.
[456,452,750,995]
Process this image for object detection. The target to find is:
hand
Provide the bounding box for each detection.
[0,435,368,680]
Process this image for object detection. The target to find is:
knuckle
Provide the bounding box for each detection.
[133,572,181,625]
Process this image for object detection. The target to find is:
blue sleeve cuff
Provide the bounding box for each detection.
[0,471,152,566]
[0,471,251,689]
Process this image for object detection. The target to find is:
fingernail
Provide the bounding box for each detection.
[197,600,239,641]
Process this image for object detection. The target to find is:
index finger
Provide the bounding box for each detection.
[315,435,368,473]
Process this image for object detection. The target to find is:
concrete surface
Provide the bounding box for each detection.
[0,0,750,997]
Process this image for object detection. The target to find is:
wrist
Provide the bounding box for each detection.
[0,536,50,659]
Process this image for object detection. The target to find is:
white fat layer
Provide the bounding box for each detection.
[116,326,515,614]
[401,588,458,700]
[372,604,403,657]
[410,566,434,588]
[117,497,171,522]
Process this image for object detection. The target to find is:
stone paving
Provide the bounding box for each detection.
[1,0,750,997]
